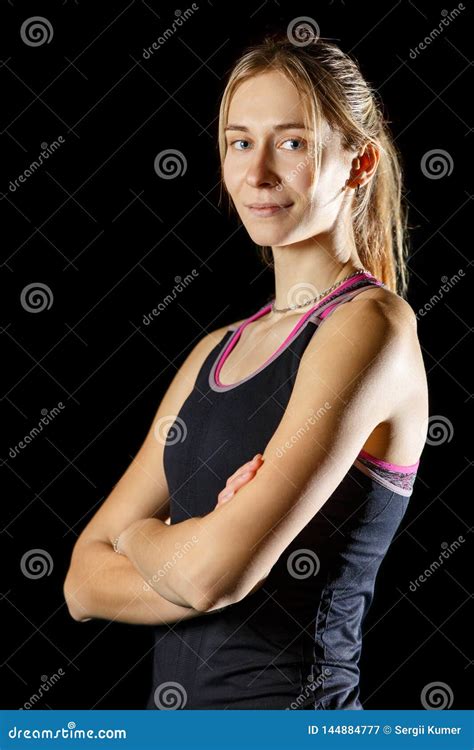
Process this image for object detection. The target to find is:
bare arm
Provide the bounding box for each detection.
[118,298,417,613]
[63,538,208,625]
[117,457,268,609]
[63,324,233,624]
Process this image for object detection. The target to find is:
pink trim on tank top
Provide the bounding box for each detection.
[215,272,380,387]
[215,272,420,473]
[358,449,420,472]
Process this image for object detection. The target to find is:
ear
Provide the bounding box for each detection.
[356,143,380,186]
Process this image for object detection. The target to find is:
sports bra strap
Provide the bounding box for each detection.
[309,283,380,324]
[227,276,384,332]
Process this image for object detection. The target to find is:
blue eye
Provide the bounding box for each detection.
[231,139,250,150]
[229,138,305,151]
[281,138,305,150]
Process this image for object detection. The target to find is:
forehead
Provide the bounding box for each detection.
[227,70,304,123]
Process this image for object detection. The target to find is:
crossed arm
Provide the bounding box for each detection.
[118,298,413,613]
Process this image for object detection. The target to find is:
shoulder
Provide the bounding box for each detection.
[354,285,417,328]
[295,286,418,413]
[181,316,244,375]
[307,285,417,358]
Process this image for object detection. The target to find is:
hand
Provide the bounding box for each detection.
[215,454,265,508]
[115,518,152,557]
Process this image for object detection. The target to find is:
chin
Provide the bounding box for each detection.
[244,226,289,244]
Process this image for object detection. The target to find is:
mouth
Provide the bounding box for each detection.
[245,203,293,217]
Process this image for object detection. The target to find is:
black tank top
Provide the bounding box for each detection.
[146,271,420,710]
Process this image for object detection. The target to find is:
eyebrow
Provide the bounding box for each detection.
[224,122,307,132]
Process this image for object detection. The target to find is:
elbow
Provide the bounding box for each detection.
[173,549,249,613]
[189,575,239,614]
[194,569,271,613]
[170,569,229,613]
[63,571,92,623]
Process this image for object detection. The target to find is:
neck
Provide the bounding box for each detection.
[269,231,364,317]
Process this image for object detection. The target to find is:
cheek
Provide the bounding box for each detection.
[283,164,314,202]
[223,155,236,195]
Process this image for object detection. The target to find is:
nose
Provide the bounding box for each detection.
[245,144,279,189]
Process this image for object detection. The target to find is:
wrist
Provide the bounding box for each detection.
[115,519,149,556]
[116,518,168,558]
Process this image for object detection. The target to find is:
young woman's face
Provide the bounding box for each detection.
[223,69,353,247]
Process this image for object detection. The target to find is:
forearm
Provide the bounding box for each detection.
[64,539,207,626]
[119,512,272,612]
[118,516,211,610]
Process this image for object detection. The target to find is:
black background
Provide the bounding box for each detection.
[2,0,471,710]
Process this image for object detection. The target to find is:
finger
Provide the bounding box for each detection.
[226,454,264,486]
[218,468,256,504]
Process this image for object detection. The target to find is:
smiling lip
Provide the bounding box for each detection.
[246,203,293,216]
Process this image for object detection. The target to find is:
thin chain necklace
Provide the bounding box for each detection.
[271,268,370,313]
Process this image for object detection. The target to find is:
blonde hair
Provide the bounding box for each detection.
[217,33,411,299]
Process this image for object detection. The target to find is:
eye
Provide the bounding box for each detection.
[228,137,307,151]
[281,138,306,151]
[230,139,251,150]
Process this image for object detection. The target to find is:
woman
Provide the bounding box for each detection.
[64,33,428,710]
